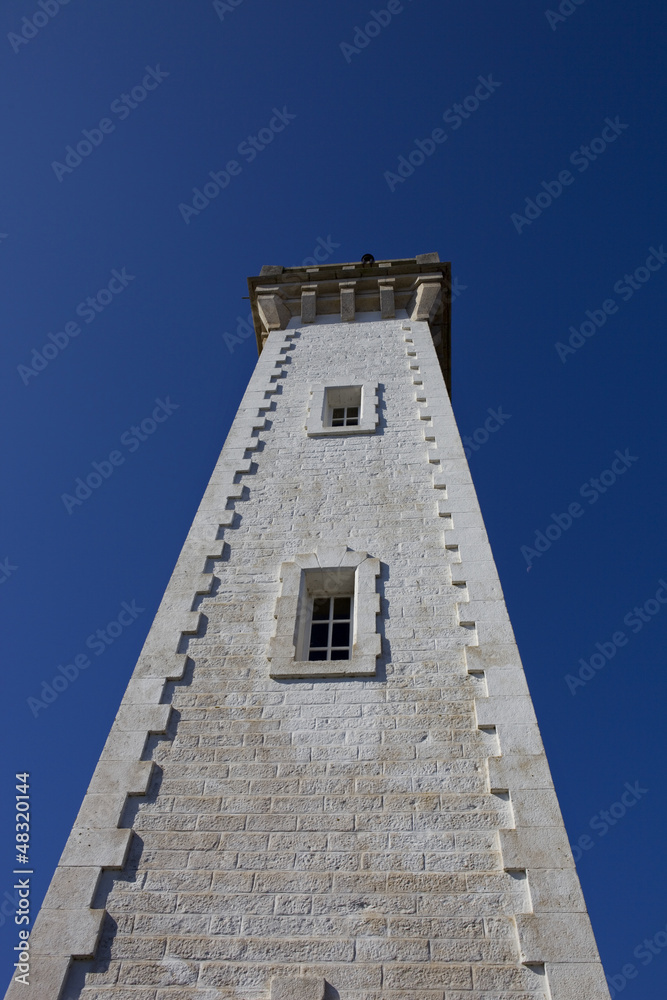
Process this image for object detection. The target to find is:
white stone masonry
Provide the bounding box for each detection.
[5,284,610,1000]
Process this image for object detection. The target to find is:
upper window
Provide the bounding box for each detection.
[331,407,358,428]
[327,386,361,428]
[306,383,379,437]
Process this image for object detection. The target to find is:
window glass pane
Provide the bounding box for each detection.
[345,417,358,426]
[312,598,330,620]
[333,597,351,619]
[331,622,350,647]
[332,408,344,419]
[305,588,354,663]
[309,623,329,646]
[346,407,359,418]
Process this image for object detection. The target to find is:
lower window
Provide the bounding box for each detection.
[268,546,381,678]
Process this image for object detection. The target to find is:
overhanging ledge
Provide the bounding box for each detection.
[247,253,452,393]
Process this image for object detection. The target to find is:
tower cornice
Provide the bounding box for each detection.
[247,252,452,391]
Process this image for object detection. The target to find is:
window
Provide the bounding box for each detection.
[308,595,353,660]
[306,383,379,436]
[327,386,361,428]
[331,407,358,428]
[295,565,355,662]
[269,546,381,678]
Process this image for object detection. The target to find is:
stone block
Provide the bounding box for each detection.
[495,723,545,756]
[339,282,356,321]
[114,704,172,733]
[546,961,612,999]
[500,827,575,870]
[484,666,530,697]
[134,652,187,680]
[60,828,132,868]
[515,912,600,963]
[407,276,443,322]
[488,754,553,792]
[74,792,127,829]
[301,286,317,323]
[4,955,70,1000]
[90,760,154,797]
[511,788,564,828]
[528,868,587,912]
[379,280,395,318]
[100,729,149,762]
[270,976,325,999]
[257,291,291,331]
[123,677,167,704]
[30,905,105,957]
[41,866,101,910]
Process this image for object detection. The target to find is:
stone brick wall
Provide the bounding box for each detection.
[9,313,609,1000]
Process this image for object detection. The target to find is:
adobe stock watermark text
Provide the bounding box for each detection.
[213,0,245,20]
[179,107,296,224]
[0,558,18,586]
[27,600,145,716]
[383,74,501,192]
[462,406,511,459]
[51,67,169,181]
[17,268,135,385]
[545,0,587,31]
[606,919,667,997]
[223,236,341,353]
[570,779,649,862]
[511,116,628,234]
[8,0,71,54]
[565,578,667,694]
[521,448,638,569]
[555,245,666,362]
[61,397,179,514]
[340,1,415,62]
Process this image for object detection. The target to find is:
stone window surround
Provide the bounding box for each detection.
[268,545,381,678]
[306,382,379,436]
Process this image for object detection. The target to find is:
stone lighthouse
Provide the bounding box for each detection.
[6,253,611,1000]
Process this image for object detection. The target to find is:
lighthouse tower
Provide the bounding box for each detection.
[7,253,610,1000]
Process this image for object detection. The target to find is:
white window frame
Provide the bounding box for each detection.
[306,383,379,437]
[269,546,381,678]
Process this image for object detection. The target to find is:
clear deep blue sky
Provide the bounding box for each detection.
[1,0,666,994]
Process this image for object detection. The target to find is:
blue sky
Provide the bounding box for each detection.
[1,0,666,995]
